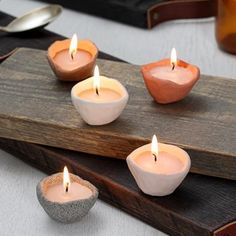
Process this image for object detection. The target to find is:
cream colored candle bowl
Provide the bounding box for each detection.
[36,167,98,223]
[127,135,191,196]
[71,65,129,125]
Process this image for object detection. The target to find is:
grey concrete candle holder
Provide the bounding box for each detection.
[36,173,98,223]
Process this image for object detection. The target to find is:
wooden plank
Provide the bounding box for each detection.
[0,48,235,180]
[0,11,235,236]
[0,138,235,236]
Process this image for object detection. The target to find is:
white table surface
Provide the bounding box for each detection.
[0,0,235,235]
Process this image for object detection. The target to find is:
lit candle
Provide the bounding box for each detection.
[150,48,194,84]
[78,65,121,102]
[141,48,200,104]
[71,65,129,125]
[48,34,98,81]
[126,135,191,196]
[53,34,92,71]
[37,167,98,223]
[45,166,92,202]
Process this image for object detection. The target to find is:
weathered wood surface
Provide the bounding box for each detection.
[0,11,235,236]
[0,138,235,236]
[0,48,235,180]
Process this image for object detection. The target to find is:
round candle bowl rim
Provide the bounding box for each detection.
[127,143,191,177]
[71,76,129,105]
[47,39,98,73]
[141,58,200,87]
[37,172,98,205]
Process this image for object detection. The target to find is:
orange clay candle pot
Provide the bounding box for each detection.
[127,135,191,196]
[48,34,98,81]
[141,48,200,104]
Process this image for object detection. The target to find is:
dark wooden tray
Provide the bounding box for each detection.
[0,138,235,236]
[0,48,235,180]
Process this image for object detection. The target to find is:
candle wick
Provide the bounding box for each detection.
[171,63,175,71]
[71,50,76,60]
[65,183,69,193]
[153,153,157,162]
[96,87,99,96]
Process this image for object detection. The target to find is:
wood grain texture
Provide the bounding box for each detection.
[0,9,235,236]
[0,12,163,236]
[0,138,235,236]
[0,48,235,180]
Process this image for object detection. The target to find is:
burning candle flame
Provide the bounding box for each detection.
[93,65,100,96]
[63,166,70,193]
[69,34,78,60]
[170,48,177,70]
[151,135,158,162]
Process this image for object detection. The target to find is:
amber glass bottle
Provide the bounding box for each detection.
[215,0,236,54]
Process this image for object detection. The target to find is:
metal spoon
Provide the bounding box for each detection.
[0,5,62,33]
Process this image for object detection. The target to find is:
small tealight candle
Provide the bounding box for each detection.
[71,65,129,125]
[37,166,98,223]
[78,66,121,102]
[141,48,200,104]
[45,167,92,202]
[48,34,98,81]
[127,135,191,196]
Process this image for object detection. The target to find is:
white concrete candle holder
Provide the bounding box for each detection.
[71,76,129,125]
[127,143,191,196]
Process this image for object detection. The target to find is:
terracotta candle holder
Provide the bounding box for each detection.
[127,135,191,196]
[71,66,129,126]
[37,168,98,223]
[141,48,200,104]
[48,34,98,81]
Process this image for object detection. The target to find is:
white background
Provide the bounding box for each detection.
[0,0,235,235]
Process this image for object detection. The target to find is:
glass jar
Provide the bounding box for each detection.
[215,0,236,54]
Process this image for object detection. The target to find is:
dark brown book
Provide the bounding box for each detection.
[41,0,217,28]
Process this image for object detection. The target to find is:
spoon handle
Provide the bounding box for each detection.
[0,26,7,32]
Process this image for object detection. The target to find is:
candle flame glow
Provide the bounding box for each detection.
[151,135,158,162]
[69,34,78,60]
[63,166,70,193]
[170,48,177,70]
[93,65,100,95]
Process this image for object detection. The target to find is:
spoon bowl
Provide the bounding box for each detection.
[0,5,62,33]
